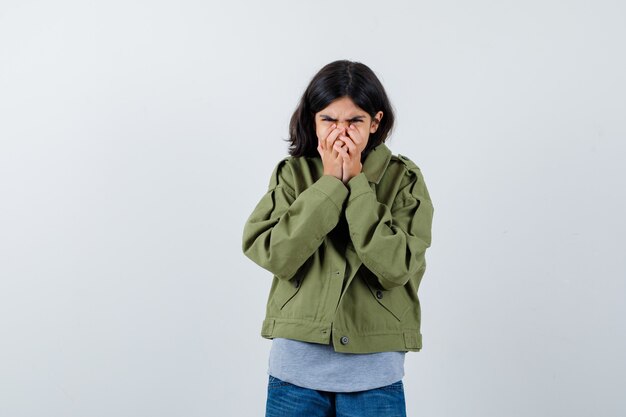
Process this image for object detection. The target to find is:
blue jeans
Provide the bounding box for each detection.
[265,375,407,417]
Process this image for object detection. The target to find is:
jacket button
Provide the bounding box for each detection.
[375,290,383,299]
[340,336,349,345]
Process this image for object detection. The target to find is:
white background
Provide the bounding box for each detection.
[1,1,625,416]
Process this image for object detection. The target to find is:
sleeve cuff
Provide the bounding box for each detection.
[347,172,372,201]
[311,174,349,211]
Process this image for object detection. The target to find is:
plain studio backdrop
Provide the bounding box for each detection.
[1,1,625,416]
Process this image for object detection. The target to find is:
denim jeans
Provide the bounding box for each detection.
[265,375,407,417]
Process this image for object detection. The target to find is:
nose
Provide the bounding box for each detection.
[336,122,350,130]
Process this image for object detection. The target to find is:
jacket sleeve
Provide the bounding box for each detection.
[344,165,434,289]
[242,158,349,281]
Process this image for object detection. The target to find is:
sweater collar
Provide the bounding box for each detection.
[362,142,392,184]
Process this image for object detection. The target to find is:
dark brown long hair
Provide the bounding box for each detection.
[286,60,395,158]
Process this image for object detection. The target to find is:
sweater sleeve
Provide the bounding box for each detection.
[242,158,349,281]
[344,166,434,289]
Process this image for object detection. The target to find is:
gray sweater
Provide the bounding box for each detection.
[268,337,405,392]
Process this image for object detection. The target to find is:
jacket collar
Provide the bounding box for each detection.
[362,142,392,184]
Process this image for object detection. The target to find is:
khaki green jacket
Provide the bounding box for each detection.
[241,143,434,353]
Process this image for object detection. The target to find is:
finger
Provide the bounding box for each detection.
[320,123,337,150]
[338,134,357,155]
[346,124,364,147]
[333,141,349,161]
[333,136,347,149]
[326,126,344,150]
[326,123,337,138]
[334,142,349,160]
[317,124,334,150]
[330,138,343,157]
[322,124,336,148]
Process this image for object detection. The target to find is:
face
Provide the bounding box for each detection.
[314,96,383,154]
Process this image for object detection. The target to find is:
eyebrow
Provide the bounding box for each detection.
[319,114,366,120]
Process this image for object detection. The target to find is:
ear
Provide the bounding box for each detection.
[370,111,384,133]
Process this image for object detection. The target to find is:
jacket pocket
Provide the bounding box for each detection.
[270,274,304,310]
[361,267,411,321]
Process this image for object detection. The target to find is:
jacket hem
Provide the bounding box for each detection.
[261,317,422,353]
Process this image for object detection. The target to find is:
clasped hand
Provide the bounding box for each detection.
[317,123,364,184]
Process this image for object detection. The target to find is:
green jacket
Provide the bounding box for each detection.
[241,143,434,353]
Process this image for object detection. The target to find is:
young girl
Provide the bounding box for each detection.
[242,60,434,417]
